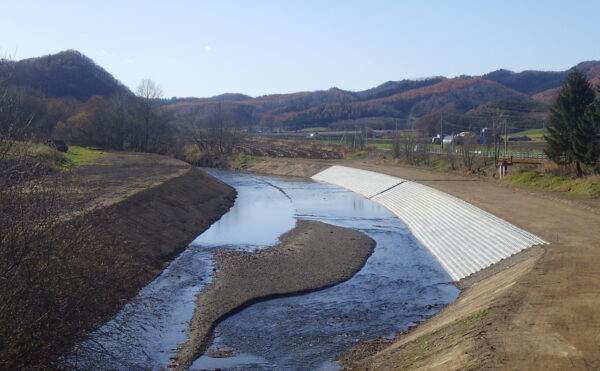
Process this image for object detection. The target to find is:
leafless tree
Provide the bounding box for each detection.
[1,65,146,369]
[460,136,477,171]
[184,103,244,164]
[136,79,163,152]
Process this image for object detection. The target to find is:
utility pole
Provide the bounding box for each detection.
[440,113,444,149]
[503,118,508,157]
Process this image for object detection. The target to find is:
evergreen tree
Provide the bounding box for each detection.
[544,69,596,177]
[579,98,600,172]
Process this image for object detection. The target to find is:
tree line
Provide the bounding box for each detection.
[53,79,176,153]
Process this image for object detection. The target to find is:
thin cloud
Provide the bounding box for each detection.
[204,46,213,53]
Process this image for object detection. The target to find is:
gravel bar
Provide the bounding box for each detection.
[174,219,375,369]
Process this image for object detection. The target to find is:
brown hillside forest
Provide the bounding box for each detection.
[1,50,599,145]
[1,50,600,368]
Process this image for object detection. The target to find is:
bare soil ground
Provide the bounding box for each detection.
[235,138,345,159]
[244,156,600,370]
[69,151,236,266]
[175,220,375,369]
[56,151,235,358]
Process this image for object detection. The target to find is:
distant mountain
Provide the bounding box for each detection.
[150,58,600,132]
[0,50,130,101]
[532,62,600,102]
[371,77,530,114]
[354,77,444,100]
[165,76,532,130]
[4,50,599,133]
[206,93,252,101]
[482,68,567,96]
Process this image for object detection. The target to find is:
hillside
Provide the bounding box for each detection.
[164,76,534,131]
[3,50,599,135]
[482,68,567,95]
[0,50,131,101]
[532,62,600,102]
[161,60,600,132]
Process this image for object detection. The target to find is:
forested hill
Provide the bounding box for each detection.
[161,60,600,132]
[3,50,600,134]
[0,50,131,101]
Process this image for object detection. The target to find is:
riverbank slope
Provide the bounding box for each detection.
[66,152,236,356]
[240,156,600,370]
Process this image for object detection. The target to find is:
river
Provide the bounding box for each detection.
[69,169,458,370]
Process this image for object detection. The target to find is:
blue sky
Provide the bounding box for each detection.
[2,1,599,98]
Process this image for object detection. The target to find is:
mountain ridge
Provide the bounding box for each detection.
[3,50,599,132]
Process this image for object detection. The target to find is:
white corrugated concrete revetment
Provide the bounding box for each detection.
[311,165,547,281]
[311,165,405,198]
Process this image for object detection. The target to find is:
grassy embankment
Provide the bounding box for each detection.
[4,142,108,171]
[58,146,108,169]
[507,171,600,198]
[227,153,257,169]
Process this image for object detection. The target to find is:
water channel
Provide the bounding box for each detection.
[71,169,458,370]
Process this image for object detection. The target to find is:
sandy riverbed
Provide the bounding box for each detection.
[175,219,375,369]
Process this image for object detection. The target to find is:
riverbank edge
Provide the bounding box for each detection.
[64,153,237,361]
[234,157,549,369]
[175,219,376,370]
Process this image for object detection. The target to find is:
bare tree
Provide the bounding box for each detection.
[1,64,146,369]
[184,103,244,164]
[460,136,477,171]
[136,79,163,152]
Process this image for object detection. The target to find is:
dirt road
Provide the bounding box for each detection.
[244,157,600,370]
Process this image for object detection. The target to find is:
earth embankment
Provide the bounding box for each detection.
[175,219,376,369]
[67,151,236,272]
[65,152,236,350]
[237,156,600,370]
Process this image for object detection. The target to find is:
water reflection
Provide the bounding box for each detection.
[191,170,458,371]
[192,176,295,248]
[70,169,458,371]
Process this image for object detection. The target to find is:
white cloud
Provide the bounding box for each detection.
[204,45,213,53]
[125,57,135,65]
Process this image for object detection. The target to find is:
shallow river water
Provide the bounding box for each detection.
[71,169,458,370]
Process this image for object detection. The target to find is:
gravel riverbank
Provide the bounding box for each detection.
[175,219,375,369]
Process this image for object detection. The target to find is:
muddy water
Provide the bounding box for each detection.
[70,170,458,370]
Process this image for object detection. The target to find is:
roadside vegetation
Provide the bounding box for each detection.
[507,170,600,198]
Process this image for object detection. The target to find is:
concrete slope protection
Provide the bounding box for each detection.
[311,165,547,281]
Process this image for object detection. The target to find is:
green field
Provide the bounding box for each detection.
[60,146,108,168]
[299,127,329,132]
[509,128,547,141]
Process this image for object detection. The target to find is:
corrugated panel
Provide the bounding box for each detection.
[310,165,405,198]
[311,165,547,281]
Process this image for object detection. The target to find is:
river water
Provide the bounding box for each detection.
[70,169,458,370]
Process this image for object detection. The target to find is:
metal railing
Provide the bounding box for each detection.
[424,146,547,160]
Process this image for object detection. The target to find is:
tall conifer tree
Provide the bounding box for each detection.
[545,69,596,177]
[578,98,600,172]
